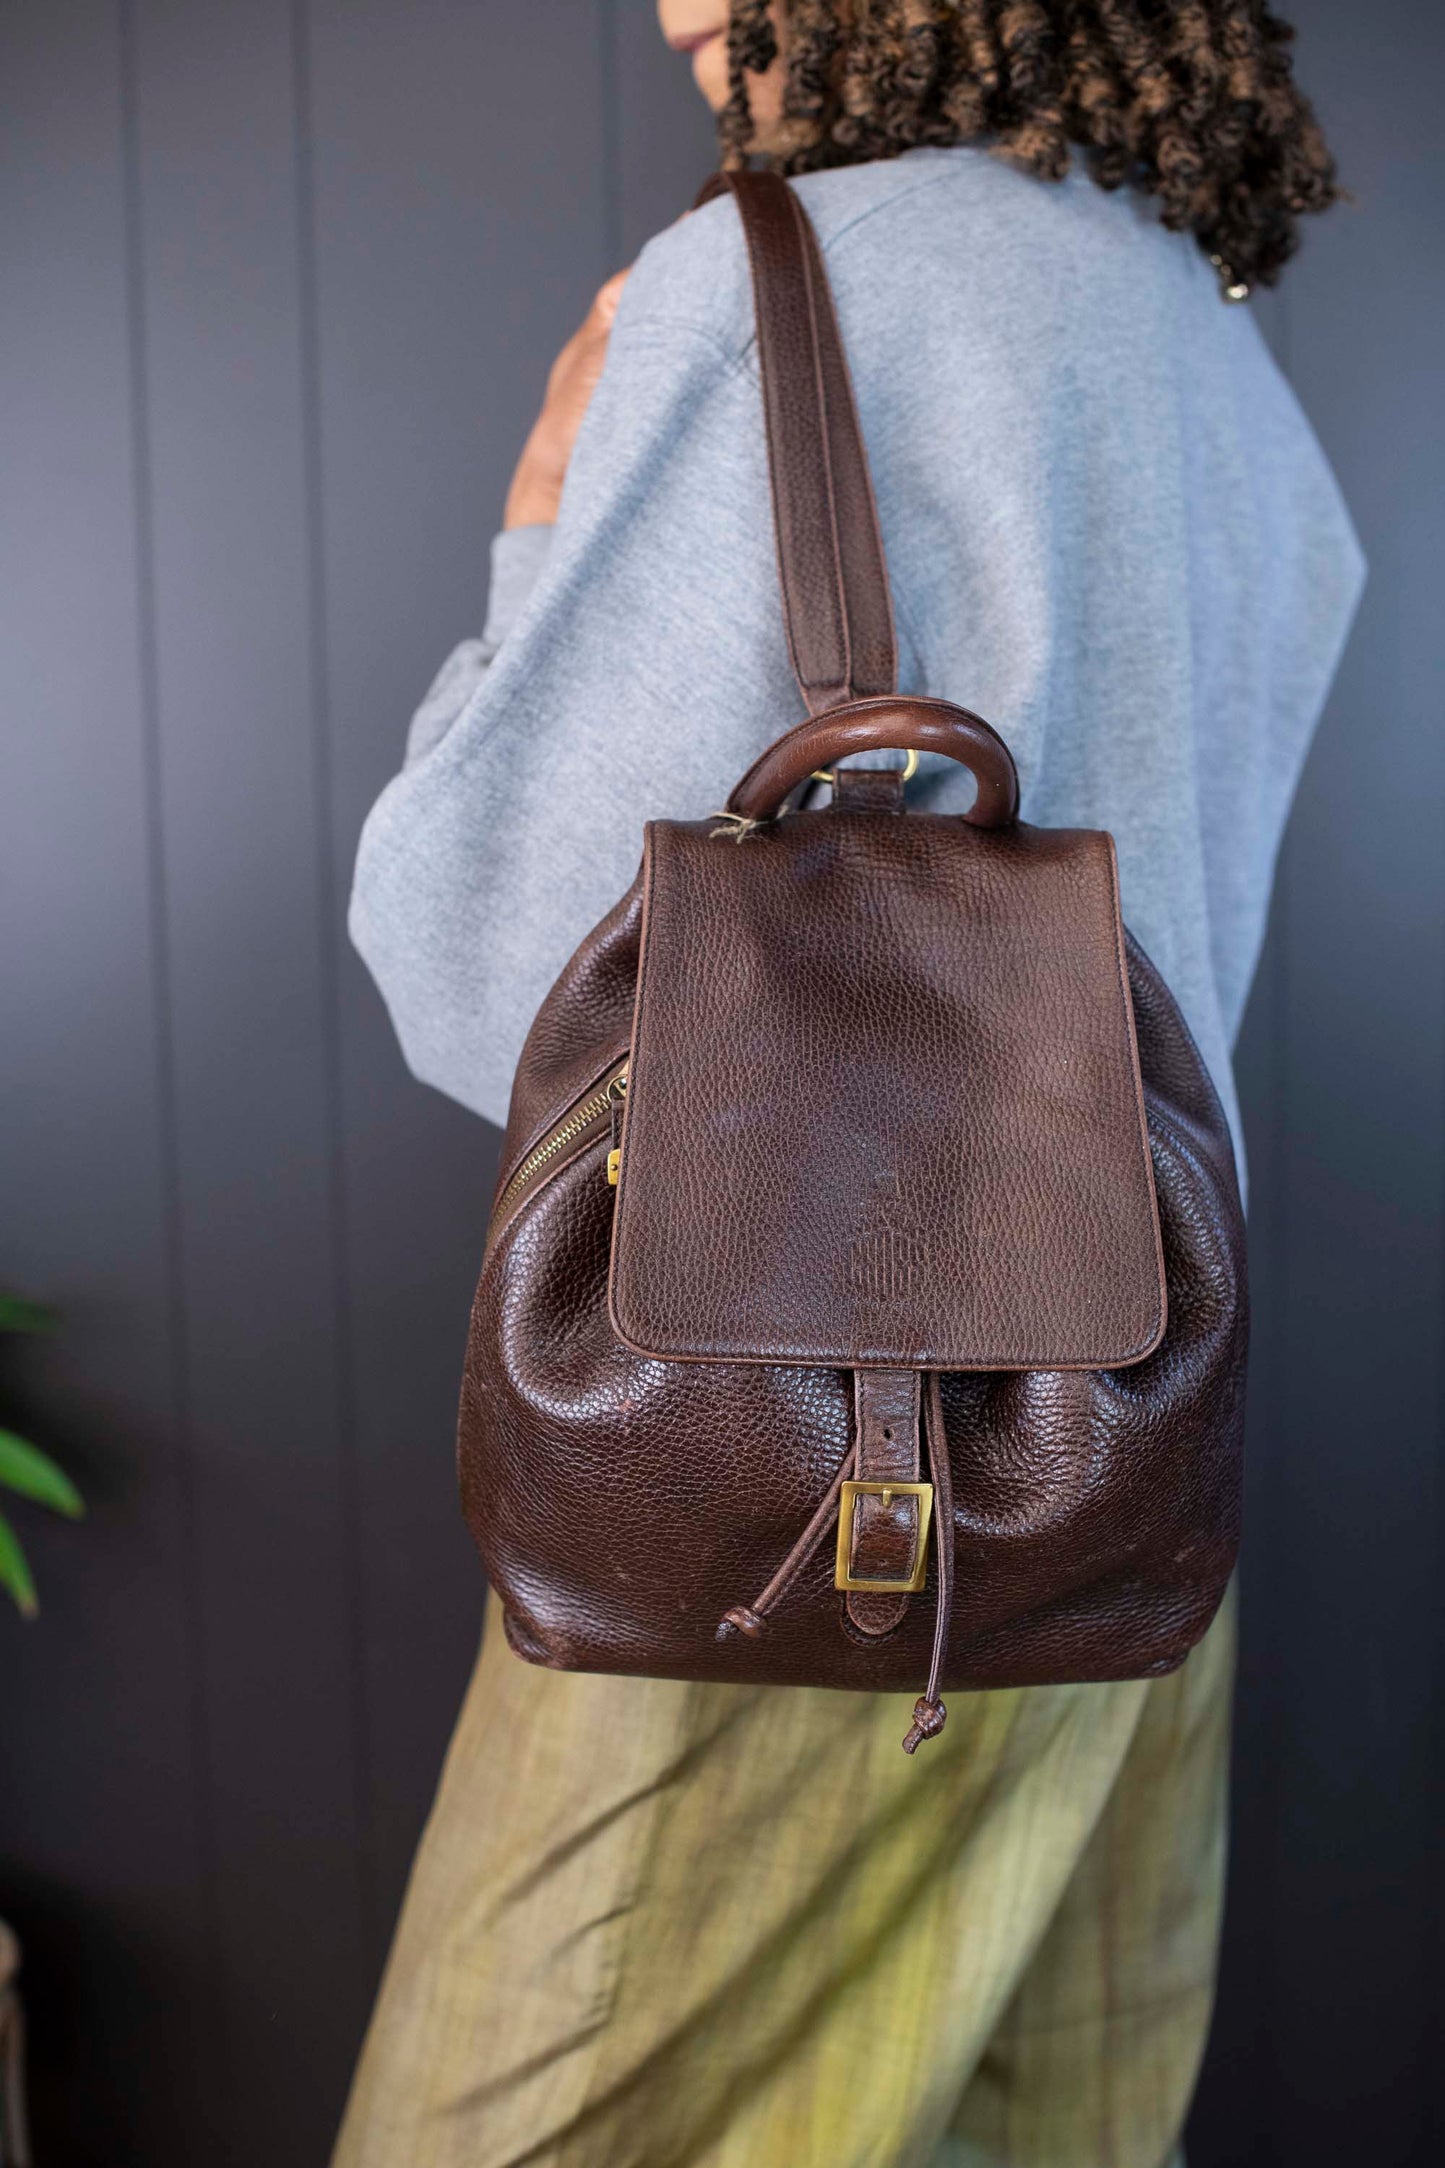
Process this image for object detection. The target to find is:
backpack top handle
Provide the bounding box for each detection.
[726,693,1019,828]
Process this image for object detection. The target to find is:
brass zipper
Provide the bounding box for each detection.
[488,1062,628,1239]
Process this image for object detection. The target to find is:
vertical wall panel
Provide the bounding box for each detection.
[1192,2,1445,2160]
[0,2,214,2158]
[124,1,369,2155]
[302,0,615,1979]
[615,0,719,256]
[1259,0,1445,2141]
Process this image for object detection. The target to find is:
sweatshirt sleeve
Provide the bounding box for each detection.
[403,524,555,765]
[349,248,797,1129]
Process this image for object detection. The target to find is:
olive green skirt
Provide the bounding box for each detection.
[333,1590,1232,2168]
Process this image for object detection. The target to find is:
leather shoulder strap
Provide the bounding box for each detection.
[697,170,896,714]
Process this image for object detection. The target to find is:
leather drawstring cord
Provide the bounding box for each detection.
[717,1375,957,1755]
[716,1444,859,1640]
[902,1374,954,1753]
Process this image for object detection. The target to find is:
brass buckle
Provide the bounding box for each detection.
[834,1480,933,1593]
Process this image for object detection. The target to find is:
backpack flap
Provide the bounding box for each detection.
[608,809,1166,1372]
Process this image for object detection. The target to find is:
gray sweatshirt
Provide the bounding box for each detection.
[350,146,1364,1170]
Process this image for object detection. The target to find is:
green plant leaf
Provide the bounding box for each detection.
[0,1511,38,1617]
[0,1296,54,1335]
[0,1430,84,1518]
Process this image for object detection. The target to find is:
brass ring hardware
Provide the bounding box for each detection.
[811,747,920,789]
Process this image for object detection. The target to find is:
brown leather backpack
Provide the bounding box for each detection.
[459,171,1247,1752]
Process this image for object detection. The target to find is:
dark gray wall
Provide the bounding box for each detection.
[1191,6,1445,2157]
[0,4,1438,2163]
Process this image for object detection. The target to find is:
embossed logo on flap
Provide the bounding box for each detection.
[849,1226,929,1301]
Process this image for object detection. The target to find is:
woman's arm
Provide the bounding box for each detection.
[349,215,792,1129]
[403,526,554,766]
[504,272,628,531]
[403,272,630,767]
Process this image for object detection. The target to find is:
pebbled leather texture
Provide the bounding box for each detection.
[461,901,1247,1692]
[455,171,1247,1698]
[609,810,1166,1374]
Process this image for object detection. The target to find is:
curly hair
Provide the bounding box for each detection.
[719,0,1340,293]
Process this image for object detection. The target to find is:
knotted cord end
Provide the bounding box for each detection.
[717,1604,766,1641]
[708,811,764,843]
[902,1696,947,1754]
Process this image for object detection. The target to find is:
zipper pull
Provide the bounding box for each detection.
[605,1071,628,1187]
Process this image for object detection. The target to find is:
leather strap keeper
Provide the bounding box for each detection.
[845,1369,925,1635]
